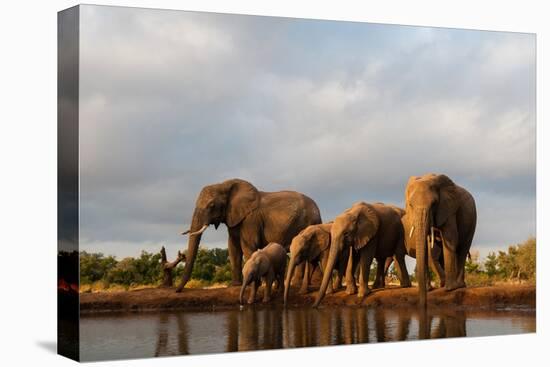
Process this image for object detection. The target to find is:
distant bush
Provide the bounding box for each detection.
[493,237,536,281]
[80,247,232,290]
[405,237,535,287]
[470,237,536,284]
[79,251,117,284]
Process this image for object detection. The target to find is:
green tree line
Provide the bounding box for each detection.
[464,237,535,285]
[80,247,232,288]
[79,237,535,289]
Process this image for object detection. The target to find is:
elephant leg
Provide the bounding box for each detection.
[456,250,468,289]
[346,250,358,295]
[263,272,274,303]
[334,250,347,291]
[319,261,335,295]
[430,245,446,288]
[456,229,475,288]
[248,279,260,304]
[291,263,305,287]
[394,254,411,288]
[441,220,460,291]
[274,272,285,294]
[372,258,386,289]
[326,277,334,294]
[277,269,286,294]
[228,233,243,286]
[358,246,375,298]
[299,262,310,294]
[334,272,343,291]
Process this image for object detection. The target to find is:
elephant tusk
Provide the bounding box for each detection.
[409,225,415,238]
[430,227,435,249]
[188,224,208,236]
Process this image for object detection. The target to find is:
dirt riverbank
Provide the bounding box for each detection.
[79,284,535,313]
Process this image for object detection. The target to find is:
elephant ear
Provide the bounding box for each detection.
[226,179,260,228]
[434,175,460,227]
[354,205,380,251]
[307,227,331,261]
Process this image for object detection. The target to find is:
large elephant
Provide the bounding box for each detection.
[283,222,347,305]
[313,202,410,307]
[177,178,321,291]
[403,174,476,307]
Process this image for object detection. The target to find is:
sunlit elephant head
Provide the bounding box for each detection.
[404,174,461,306]
[314,202,380,307]
[179,179,260,290]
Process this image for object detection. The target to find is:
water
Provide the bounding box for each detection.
[80,307,535,361]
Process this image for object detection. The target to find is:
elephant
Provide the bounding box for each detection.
[374,205,444,289]
[371,205,409,289]
[283,222,347,305]
[177,178,321,292]
[239,242,287,304]
[313,202,411,307]
[403,173,476,307]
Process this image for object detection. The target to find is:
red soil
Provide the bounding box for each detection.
[79,284,535,313]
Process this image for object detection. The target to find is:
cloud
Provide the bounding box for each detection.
[78,5,536,259]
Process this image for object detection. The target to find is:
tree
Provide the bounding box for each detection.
[80,251,116,283]
[160,246,186,287]
[498,246,519,280]
[516,237,536,280]
[484,252,498,277]
[465,250,481,274]
[105,257,138,286]
[190,248,217,281]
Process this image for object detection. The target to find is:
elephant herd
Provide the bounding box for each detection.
[178,174,477,307]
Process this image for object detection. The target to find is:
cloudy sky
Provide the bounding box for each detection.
[79,5,535,261]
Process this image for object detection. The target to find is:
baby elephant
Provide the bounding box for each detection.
[239,242,287,305]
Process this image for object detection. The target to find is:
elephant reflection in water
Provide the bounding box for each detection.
[154,313,189,357]
[431,310,467,339]
[261,309,283,350]
[226,308,284,352]
[316,308,370,346]
[224,307,455,353]
[416,309,467,340]
[287,308,319,347]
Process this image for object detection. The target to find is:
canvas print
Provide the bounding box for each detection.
[57,4,536,362]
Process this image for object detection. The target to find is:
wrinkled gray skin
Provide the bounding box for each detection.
[370,206,415,289]
[240,243,288,304]
[177,179,321,292]
[373,206,444,289]
[284,222,347,305]
[313,202,411,307]
[403,174,476,307]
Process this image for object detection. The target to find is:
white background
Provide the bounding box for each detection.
[0,0,547,366]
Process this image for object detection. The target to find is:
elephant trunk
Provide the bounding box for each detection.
[415,208,431,307]
[239,273,252,305]
[313,240,339,308]
[284,256,298,306]
[176,209,206,292]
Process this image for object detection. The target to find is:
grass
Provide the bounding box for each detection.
[79,279,232,293]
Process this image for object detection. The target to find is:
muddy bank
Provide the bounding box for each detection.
[79,284,535,313]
